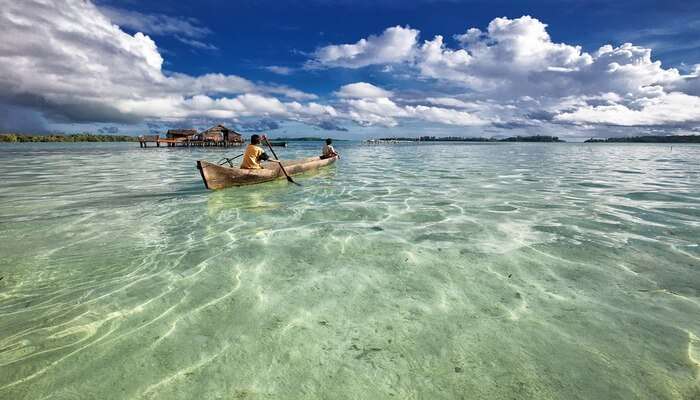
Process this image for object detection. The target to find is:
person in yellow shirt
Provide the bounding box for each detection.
[240,134,272,169]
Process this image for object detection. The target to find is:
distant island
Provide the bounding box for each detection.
[271,137,350,142]
[496,135,564,142]
[15,133,700,144]
[367,135,564,143]
[1,133,138,142]
[585,135,700,143]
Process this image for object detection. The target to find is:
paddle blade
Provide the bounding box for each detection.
[287,176,301,186]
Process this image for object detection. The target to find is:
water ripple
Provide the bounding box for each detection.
[0,142,699,399]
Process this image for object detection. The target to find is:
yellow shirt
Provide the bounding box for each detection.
[240,144,265,169]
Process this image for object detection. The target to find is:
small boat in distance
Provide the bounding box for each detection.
[269,141,287,147]
[196,156,338,189]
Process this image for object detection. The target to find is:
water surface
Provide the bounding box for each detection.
[1,142,699,399]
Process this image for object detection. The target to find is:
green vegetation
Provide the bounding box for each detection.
[419,136,492,142]
[375,135,565,142]
[272,137,350,141]
[585,135,700,143]
[498,135,564,142]
[0,133,139,143]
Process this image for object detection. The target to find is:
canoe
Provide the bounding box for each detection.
[269,141,287,147]
[196,156,338,189]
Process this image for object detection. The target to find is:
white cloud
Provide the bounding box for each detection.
[101,6,219,50]
[3,2,699,135]
[309,26,418,68]
[672,68,700,96]
[264,66,294,75]
[286,101,338,117]
[347,111,400,127]
[554,92,700,126]
[336,82,393,98]
[425,97,476,109]
[117,93,339,123]
[343,97,406,127]
[405,105,488,126]
[257,85,319,101]
[417,16,595,94]
[229,94,288,116]
[0,0,320,126]
[310,15,700,129]
[100,6,211,39]
[422,98,513,113]
[337,85,488,127]
[174,36,218,51]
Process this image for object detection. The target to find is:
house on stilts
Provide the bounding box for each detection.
[139,125,245,148]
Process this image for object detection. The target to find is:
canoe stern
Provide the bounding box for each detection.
[196,160,211,190]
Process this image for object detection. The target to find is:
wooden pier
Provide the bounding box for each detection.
[139,124,245,148]
[138,135,244,148]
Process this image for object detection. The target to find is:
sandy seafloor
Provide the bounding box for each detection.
[0,141,699,399]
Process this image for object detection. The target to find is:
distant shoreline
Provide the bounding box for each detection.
[270,137,350,142]
[0,133,350,143]
[2,133,700,144]
[584,135,700,143]
[0,133,138,143]
[365,135,565,143]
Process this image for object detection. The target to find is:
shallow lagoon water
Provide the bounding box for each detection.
[1,141,699,399]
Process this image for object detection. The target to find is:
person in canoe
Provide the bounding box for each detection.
[240,134,278,169]
[321,138,339,159]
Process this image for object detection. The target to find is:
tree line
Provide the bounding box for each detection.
[585,135,700,143]
[0,133,139,143]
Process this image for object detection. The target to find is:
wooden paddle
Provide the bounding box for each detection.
[262,135,300,186]
[217,153,243,167]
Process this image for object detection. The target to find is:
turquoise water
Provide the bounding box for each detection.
[1,142,699,399]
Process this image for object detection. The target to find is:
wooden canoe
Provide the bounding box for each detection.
[196,156,338,189]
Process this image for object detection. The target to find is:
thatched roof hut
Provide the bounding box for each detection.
[202,124,243,142]
[166,129,197,139]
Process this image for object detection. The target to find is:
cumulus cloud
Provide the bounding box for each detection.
[411,17,688,111]
[344,97,407,127]
[336,85,488,127]
[554,92,700,126]
[258,85,318,101]
[336,82,393,98]
[310,15,700,129]
[309,26,418,68]
[4,2,699,135]
[0,0,321,128]
[425,97,476,109]
[404,105,488,126]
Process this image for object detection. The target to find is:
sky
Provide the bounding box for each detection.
[1,0,700,140]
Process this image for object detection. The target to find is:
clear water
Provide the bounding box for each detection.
[1,142,699,399]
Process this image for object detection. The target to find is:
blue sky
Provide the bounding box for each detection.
[1,0,700,139]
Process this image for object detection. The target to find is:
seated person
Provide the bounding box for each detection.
[240,134,271,169]
[321,138,339,159]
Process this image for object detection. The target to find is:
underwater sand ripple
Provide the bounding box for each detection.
[1,142,699,399]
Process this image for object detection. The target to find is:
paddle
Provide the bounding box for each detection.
[262,135,300,186]
[217,153,243,167]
